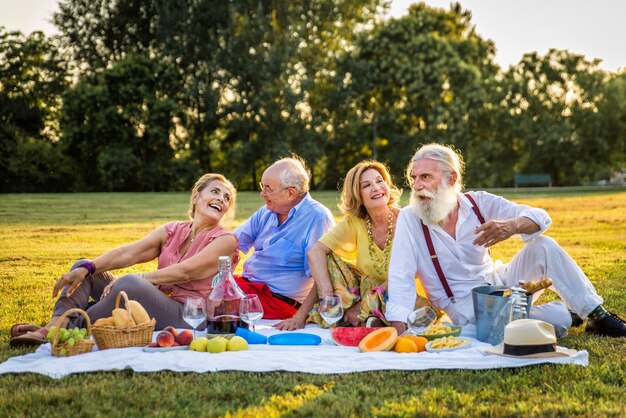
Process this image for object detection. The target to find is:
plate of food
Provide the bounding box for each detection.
[418,322,462,341]
[142,345,189,353]
[425,336,471,352]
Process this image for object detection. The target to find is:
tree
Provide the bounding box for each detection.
[500,49,614,185]
[59,54,184,191]
[54,0,384,189]
[0,28,70,192]
[344,2,499,182]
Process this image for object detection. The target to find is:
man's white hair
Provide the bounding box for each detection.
[274,156,311,194]
[409,143,465,193]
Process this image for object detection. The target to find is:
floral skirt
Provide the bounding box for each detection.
[308,253,432,328]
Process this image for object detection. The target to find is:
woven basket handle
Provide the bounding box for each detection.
[115,290,134,330]
[52,308,92,347]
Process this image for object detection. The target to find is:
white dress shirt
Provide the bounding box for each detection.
[386,191,552,324]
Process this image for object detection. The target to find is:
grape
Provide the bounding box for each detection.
[59,348,67,356]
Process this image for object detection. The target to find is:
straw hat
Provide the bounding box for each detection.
[485,319,576,358]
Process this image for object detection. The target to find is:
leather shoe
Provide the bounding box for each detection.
[10,323,42,338]
[585,312,626,337]
[569,310,583,327]
[9,329,49,347]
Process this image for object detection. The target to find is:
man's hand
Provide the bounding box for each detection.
[473,219,517,247]
[52,268,89,298]
[273,316,306,331]
[391,321,407,335]
[343,303,362,327]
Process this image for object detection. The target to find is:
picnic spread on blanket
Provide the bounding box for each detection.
[0,291,588,379]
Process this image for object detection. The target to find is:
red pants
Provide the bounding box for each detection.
[234,275,299,320]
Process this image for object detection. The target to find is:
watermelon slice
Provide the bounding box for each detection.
[330,327,379,346]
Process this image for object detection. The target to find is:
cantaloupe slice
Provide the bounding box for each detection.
[358,327,398,352]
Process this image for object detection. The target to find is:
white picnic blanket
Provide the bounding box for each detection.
[0,321,588,379]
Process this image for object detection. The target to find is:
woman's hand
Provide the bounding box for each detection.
[343,303,361,327]
[273,316,306,331]
[391,320,407,335]
[52,268,89,297]
[100,280,116,300]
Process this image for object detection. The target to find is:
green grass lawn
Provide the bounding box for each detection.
[0,190,625,417]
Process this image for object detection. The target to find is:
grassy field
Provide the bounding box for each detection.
[0,189,625,417]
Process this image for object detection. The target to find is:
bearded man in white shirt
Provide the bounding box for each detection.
[386,143,626,338]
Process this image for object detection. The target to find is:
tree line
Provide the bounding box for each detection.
[1,1,625,193]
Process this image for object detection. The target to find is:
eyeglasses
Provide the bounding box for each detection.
[259,182,287,195]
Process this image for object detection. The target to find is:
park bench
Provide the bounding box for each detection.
[514,174,552,189]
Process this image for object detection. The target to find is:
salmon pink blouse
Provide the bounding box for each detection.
[157,221,239,303]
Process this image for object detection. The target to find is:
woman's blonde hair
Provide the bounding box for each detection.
[339,161,401,219]
[188,173,237,222]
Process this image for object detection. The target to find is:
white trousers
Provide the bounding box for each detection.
[496,235,603,336]
[448,236,603,337]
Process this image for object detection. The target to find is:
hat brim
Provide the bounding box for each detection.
[485,344,577,358]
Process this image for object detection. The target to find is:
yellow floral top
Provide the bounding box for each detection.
[318,216,389,281]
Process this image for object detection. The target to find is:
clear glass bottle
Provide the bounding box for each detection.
[486,287,528,345]
[206,256,248,335]
[508,287,528,322]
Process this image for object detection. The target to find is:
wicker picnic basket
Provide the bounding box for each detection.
[91,291,155,350]
[51,308,95,357]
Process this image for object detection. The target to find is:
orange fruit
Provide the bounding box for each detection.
[404,335,428,352]
[393,337,418,353]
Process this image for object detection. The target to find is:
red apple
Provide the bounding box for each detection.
[172,342,180,347]
[163,326,178,338]
[176,330,194,346]
[148,342,159,347]
[156,330,175,347]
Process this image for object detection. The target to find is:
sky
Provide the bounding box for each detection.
[1,0,624,72]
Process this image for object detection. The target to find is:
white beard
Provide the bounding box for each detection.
[410,182,458,226]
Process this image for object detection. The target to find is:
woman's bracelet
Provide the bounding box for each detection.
[73,259,96,276]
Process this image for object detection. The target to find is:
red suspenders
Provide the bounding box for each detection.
[420,193,485,303]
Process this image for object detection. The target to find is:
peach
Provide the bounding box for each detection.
[163,326,178,338]
[176,330,194,346]
[156,330,175,347]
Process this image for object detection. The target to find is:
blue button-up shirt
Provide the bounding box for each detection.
[234,193,335,302]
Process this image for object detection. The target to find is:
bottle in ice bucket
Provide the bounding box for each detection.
[206,256,248,335]
[486,287,528,345]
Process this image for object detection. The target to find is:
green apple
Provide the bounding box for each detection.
[227,336,248,352]
[206,337,227,354]
[189,337,209,352]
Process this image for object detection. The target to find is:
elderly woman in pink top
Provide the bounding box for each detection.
[9,173,239,347]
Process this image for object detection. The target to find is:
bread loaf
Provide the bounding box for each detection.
[127,300,151,325]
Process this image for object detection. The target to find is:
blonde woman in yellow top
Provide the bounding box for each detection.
[280,160,429,330]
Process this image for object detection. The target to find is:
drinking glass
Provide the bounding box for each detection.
[240,294,264,332]
[406,306,437,335]
[182,297,207,339]
[319,294,344,328]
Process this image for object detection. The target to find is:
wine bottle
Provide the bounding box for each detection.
[206,256,248,336]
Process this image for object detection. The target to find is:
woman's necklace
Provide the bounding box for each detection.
[365,209,394,277]
[190,224,215,243]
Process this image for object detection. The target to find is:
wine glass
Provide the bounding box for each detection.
[406,306,437,335]
[319,294,344,328]
[182,297,207,339]
[240,294,264,332]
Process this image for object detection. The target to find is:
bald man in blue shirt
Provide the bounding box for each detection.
[234,156,334,326]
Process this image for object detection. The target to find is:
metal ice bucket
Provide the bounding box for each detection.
[472,285,532,342]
